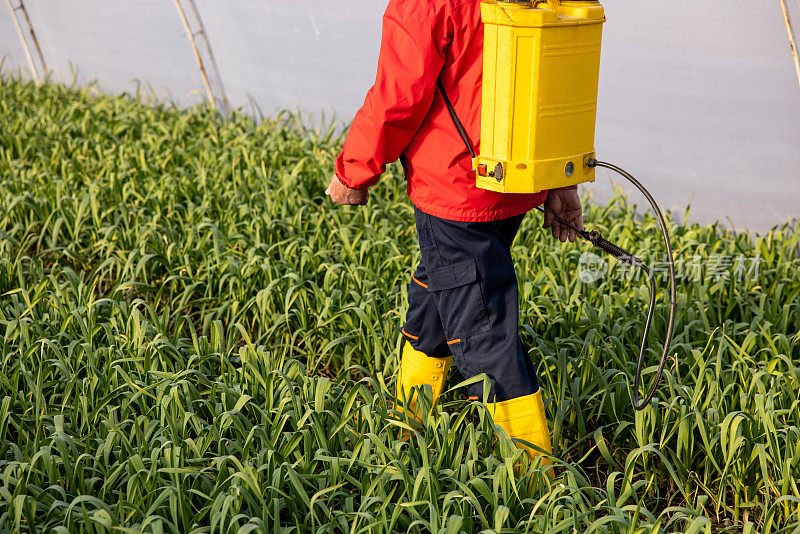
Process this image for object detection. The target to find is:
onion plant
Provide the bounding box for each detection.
[0,77,798,533]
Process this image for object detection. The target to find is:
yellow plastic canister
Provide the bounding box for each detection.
[475,0,605,194]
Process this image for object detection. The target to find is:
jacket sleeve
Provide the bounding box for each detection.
[334,0,450,190]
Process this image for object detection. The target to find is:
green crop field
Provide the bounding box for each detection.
[0,78,798,533]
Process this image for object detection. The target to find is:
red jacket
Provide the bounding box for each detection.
[335,0,546,222]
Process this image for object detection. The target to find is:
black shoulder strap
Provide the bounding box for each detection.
[436,79,477,159]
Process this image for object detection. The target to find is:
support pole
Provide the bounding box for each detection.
[172,0,230,116]
[4,0,47,85]
[778,0,800,88]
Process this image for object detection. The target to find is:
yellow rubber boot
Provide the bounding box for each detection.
[486,391,554,478]
[395,341,453,424]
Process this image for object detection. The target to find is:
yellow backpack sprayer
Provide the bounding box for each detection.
[437,0,677,410]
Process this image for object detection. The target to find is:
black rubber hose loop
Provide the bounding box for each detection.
[534,160,677,411]
[589,160,678,411]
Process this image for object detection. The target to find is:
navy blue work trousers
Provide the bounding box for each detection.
[401,206,540,403]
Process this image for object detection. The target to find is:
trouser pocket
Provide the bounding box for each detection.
[402,263,452,358]
[427,258,491,339]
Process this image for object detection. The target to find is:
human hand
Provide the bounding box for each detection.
[542,185,583,243]
[325,174,369,206]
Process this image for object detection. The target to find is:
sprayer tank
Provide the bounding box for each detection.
[476,0,605,193]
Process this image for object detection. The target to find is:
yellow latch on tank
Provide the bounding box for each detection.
[475,0,605,193]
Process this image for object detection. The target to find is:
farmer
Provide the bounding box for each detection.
[326,0,584,467]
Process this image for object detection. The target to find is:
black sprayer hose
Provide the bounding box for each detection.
[536,159,677,410]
